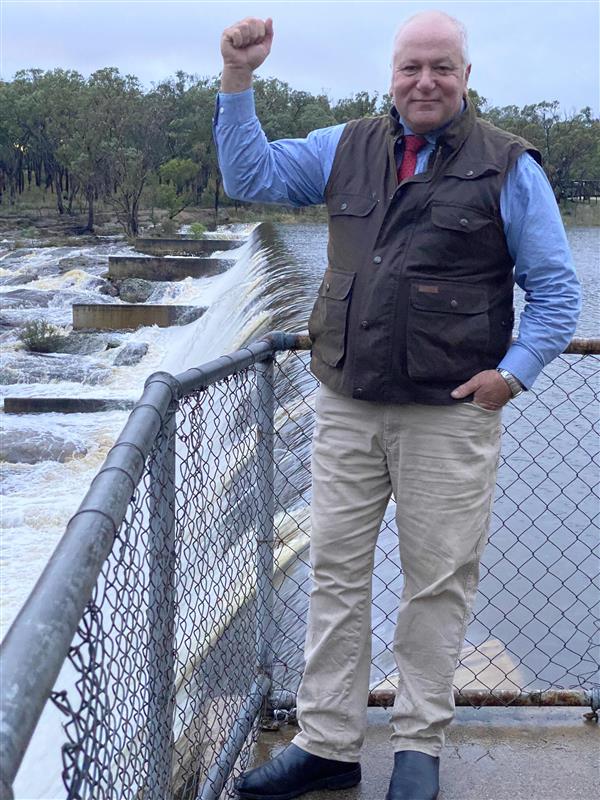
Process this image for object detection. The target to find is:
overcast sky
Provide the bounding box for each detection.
[1,0,598,113]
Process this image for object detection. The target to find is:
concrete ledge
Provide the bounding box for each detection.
[252,706,599,799]
[3,397,135,414]
[133,237,244,256]
[73,304,206,330]
[108,255,230,281]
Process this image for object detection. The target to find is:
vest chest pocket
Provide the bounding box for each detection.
[327,193,378,217]
[308,269,356,367]
[406,280,491,382]
[431,204,494,233]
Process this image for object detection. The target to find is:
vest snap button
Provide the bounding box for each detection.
[450,299,459,308]
[465,170,474,177]
[459,218,469,226]
[373,255,382,264]
[361,320,369,329]
[340,202,348,211]
[325,282,330,291]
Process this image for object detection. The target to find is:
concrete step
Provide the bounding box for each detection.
[73,303,206,330]
[108,255,230,281]
[133,237,244,256]
[3,397,134,414]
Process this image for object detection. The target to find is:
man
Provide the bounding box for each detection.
[215,11,581,800]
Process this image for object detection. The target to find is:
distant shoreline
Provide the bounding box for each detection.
[0,199,598,242]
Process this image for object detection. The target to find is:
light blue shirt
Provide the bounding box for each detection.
[214,89,581,389]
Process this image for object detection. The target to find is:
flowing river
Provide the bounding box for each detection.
[1,220,598,798]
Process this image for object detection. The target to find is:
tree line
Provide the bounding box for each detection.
[1,67,598,235]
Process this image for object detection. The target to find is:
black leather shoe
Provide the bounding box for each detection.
[385,751,440,800]
[234,743,361,799]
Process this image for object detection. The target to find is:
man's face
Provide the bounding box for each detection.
[390,18,471,133]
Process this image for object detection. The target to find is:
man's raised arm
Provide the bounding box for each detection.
[215,17,344,206]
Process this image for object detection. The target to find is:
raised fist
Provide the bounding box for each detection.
[221,17,274,72]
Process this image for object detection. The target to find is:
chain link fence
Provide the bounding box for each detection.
[1,334,598,800]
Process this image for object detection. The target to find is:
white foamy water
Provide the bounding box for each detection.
[0,227,280,640]
[3,224,303,799]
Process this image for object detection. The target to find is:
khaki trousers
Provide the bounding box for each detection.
[292,383,502,761]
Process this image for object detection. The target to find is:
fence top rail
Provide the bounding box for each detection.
[175,332,301,395]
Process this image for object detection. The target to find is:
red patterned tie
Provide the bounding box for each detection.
[397,135,428,183]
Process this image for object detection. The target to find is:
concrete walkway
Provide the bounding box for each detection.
[250,706,599,800]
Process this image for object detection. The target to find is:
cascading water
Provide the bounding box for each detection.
[1,222,320,798]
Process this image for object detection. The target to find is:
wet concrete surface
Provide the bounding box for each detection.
[249,706,599,799]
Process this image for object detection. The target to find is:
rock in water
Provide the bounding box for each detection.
[58,254,103,273]
[0,429,88,464]
[115,278,154,303]
[0,353,112,385]
[2,289,53,308]
[0,268,40,287]
[114,342,149,366]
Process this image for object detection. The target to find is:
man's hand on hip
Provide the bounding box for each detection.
[450,370,512,410]
[220,17,274,92]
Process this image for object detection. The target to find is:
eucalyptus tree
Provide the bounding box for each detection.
[83,68,173,236]
[9,69,84,213]
[0,80,25,204]
[485,101,600,200]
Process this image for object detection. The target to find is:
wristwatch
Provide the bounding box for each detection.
[497,368,524,398]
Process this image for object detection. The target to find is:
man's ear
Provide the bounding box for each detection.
[464,63,472,84]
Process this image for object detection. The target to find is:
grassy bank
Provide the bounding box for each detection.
[559,201,600,227]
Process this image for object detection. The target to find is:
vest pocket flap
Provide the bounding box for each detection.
[445,162,502,180]
[319,269,356,300]
[327,194,377,217]
[410,281,489,315]
[431,204,493,233]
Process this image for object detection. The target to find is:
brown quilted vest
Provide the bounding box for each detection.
[307,101,541,404]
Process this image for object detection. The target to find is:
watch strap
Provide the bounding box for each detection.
[497,368,524,398]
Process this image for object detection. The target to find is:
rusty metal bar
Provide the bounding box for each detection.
[368,688,593,708]
[283,334,600,355]
[563,337,600,354]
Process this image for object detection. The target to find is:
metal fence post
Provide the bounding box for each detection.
[255,359,275,687]
[146,404,177,800]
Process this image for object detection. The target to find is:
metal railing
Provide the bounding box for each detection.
[1,333,598,800]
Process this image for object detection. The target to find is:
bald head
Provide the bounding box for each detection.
[394,11,470,68]
[390,10,471,133]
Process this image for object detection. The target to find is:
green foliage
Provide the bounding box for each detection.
[1,65,597,224]
[467,88,487,116]
[19,320,67,352]
[189,222,206,238]
[484,101,600,199]
[157,218,178,236]
[155,157,198,218]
